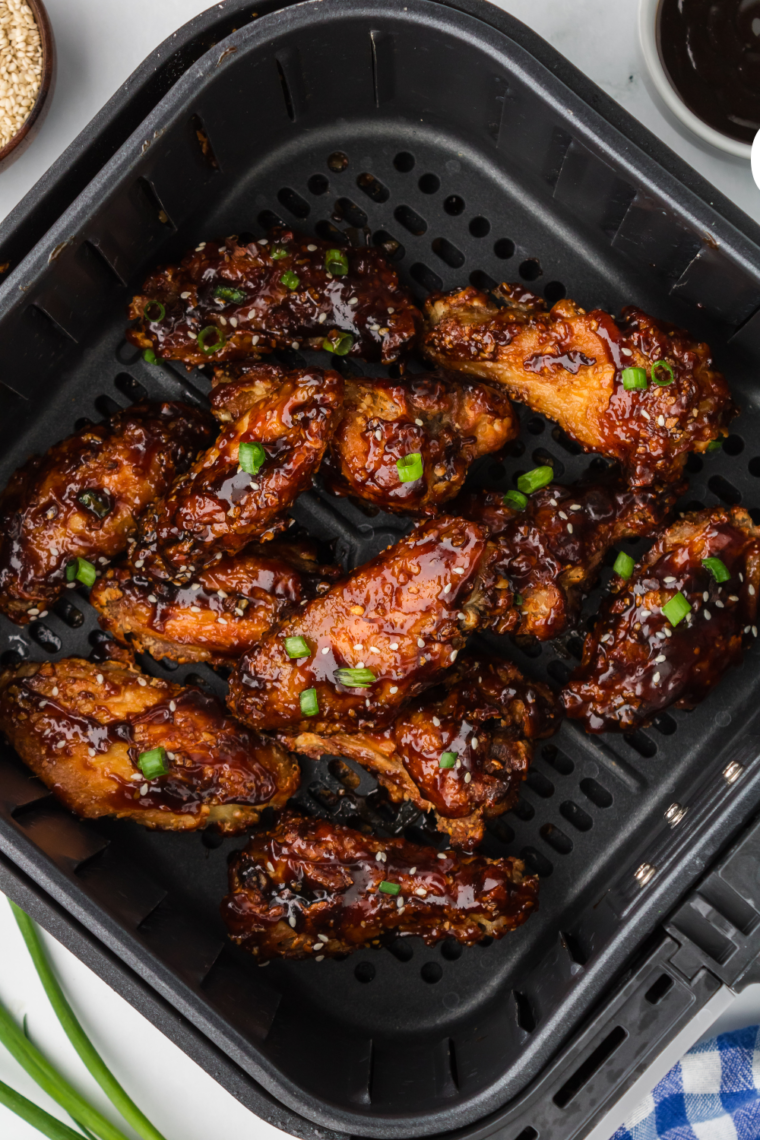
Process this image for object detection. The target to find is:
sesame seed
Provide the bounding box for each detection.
[754,627,758,637]
[657,415,665,426]
[450,650,458,662]
[548,498,557,506]
[471,737,479,749]
[437,852,447,860]
[258,238,268,245]
[453,567,465,575]
[664,627,672,637]
[740,573,745,582]
[464,772,472,783]
[432,716,441,727]
[375,429,382,441]
[664,577,676,584]
[191,583,201,591]
[315,954,325,961]
[251,334,260,344]
[307,244,317,251]
[96,673,104,684]
[570,504,582,510]
[356,661,365,669]
[348,297,359,306]
[655,654,666,663]
[190,605,201,613]
[417,638,425,648]
[622,347,632,356]
[641,410,651,421]
[318,312,327,323]
[390,685,398,693]
[291,341,300,350]
[390,642,399,650]
[321,646,329,654]
[653,672,660,683]
[51,686,58,696]
[266,861,275,873]
[410,866,416,874]
[729,595,739,602]
[148,594,158,603]
[353,643,364,651]
[703,592,709,602]
[442,584,451,594]
[715,599,724,608]
[396,897,404,908]
[750,585,756,596]
[28,607,38,616]
[196,242,206,250]
[415,418,423,427]
[134,559,144,568]
[640,609,650,619]
[289,915,296,928]
[559,511,567,520]
[704,610,711,620]
[88,747,95,757]
[415,887,427,897]
[567,523,573,534]
[138,678,147,686]
[169,700,176,712]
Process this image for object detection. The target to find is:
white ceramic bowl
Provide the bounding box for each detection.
[639,0,753,160]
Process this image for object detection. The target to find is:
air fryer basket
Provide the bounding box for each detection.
[2,1,760,1137]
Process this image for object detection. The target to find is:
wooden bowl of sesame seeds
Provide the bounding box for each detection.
[0,0,55,171]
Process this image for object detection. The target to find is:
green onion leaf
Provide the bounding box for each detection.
[322,331,354,356]
[378,881,400,896]
[280,270,300,291]
[516,466,554,494]
[0,1076,91,1140]
[143,300,165,323]
[285,636,311,659]
[396,452,423,483]
[142,348,161,365]
[65,558,96,588]
[334,668,377,687]
[706,440,723,452]
[613,551,635,580]
[197,325,225,354]
[213,285,247,303]
[77,490,111,519]
[270,245,289,260]
[238,441,266,475]
[503,489,527,511]
[702,556,730,583]
[651,359,675,386]
[325,249,349,276]
[662,591,692,627]
[622,366,647,391]
[439,752,457,769]
[137,746,169,780]
[300,688,319,717]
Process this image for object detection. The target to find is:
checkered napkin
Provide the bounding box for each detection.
[613,1026,760,1140]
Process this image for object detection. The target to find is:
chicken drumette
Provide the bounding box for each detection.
[563,506,760,732]
[423,284,735,487]
[127,227,420,367]
[0,402,214,625]
[221,811,538,960]
[289,653,560,850]
[322,371,518,516]
[0,657,299,831]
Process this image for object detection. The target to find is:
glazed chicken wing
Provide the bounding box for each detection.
[91,540,341,667]
[322,370,518,516]
[127,227,420,366]
[0,402,214,625]
[0,657,299,831]
[423,284,736,487]
[562,506,760,732]
[289,653,560,850]
[138,364,343,578]
[221,811,538,960]
[227,516,516,735]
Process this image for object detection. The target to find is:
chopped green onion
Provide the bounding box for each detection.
[516,466,554,494]
[439,752,457,769]
[77,489,111,519]
[238,441,266,475]
[143,300,165,323]
[137,746,169,780]
[213,285,247,303]
[197,325,225,354]
[613,551,635,579]
[396,452,423,483]
[515,593,524,605]
[285,636,311,659]
[270,245,289,260]
[706,439,723,452]
[378,881,400,896]
[651,359,675,386]
[142,348,161,365]
[702,557,730,583]
[662,591,692,627]
[622,366,647,391]
[280,270,300,291]
[322,331,354,355]
[65,558,96,588]
[334,667,377,687]
[503,489,527,511]
[300,688,319,717]
[325,249,349,276]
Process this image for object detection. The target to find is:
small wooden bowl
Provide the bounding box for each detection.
[0,0,56,172]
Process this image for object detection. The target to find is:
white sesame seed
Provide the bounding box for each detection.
[51,686,58,696]
[655,654,666,663]
[169,700,176,712]
[266,861,275,873]
[251,334,260,344]
[450,650,458,662]
[139,782,149,795]
[289,915,296,928]
[567,523,573,534]
[191,583,201,591]
[258,238,268,245]
[437,852,447,860]
[559,511,567,520]
[390,685,398,693]
[703,591,710,602]
[315,954,325,961]
[318,312,327,323]
[442,584,451,594]
[664,627,672,637]
[622,347,632,356]
[291,341,300,350]
[375,429,382,441]
[307,244,317,251]
[356,661,365,669]
[28,607,38,616]
[548,498,558,506]
[415,418,423,427]
[740,573,744,582]
[750,585,756,596]
[321,646,329,654]
[653,672,660,683]
[134,559,144,568]
[570,504,582,510]
[138,677,147,686]
[190,605,201,613]
[353,643,364,652]
[715,599,724,608]
[390,642,399,650]
[409,866,416,874]
[96,673,104,684]
[640,609,650,619]
[396,897,404,909]
[464,772,472,783]
[87,747,95,757]
[641,410,651,421]
[196,242,206,250]
[453,567,465,575]
[729,596,739,602]
[664,577,676,584]
[753,627,758,637]
[417,638,425,647]
[415,887,427,897]
[657,415,665,427]
[704,610,711,620]
[148,594,158,604]
[348,296,359,306]
[375,852,383,862]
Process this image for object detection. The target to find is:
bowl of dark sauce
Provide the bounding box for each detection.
[640,0,760,158]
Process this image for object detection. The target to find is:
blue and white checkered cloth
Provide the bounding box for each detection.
[613,1026,760,1140]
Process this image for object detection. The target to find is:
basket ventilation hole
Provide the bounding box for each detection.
[684,499,705,513]
[561,930,588,967]
[327,151,349,173]
[394,204,427,236]
[387,937,414,962]
[410,263,443,294]
[547,660,571,685]
[513,990,537,1032]
[277,187,310,219]
[494,238,515,259]
[708,475,741,506]
[553,1026,626,1108]
[505,438,526,458]
[308,173,328,196]
[393,151,415,172]
[30,624,62,654]
[545,280,566,304]
[542,745,574,775]
[315,220,349,246]
[469,269,498,292]
[540,823,573,855]
[136,177,172,228]
[441,938,463,961]
[1,649,25,667]
[373,230,404,261]
[421,962,443,984]
[53,599,84,629]
[511,798,535,822]
[624,731,657,759]
[567,635,584,661]
[559,801,593,833]
[328,759,361,790]
[95,394,123,419]
[532,447,563,476]
[518,640,542,660]
[487,817,515,845]
[190,114,219,170]
[114,373,147,403]
[723,434,744,456]
[418,173,440,194]
[645,974,674,1005]
[443,194,465,215]
[354,961,376,983]
[526,416,545,436]
[521,846,553,877]
[520,258,543,281]
[513,1130,538,1140]
[159,656,178,672]
[334,198,368,228]
[551,425,584,455]
[258,209,286,231]
[469,216,490,238]
[686,453,703,475]
[309,783,341,811]
[431,237,465,269]
[525,769,554,798]
[185,673,210,689]
[579,777,613,809]
[275,60,295,121]
[653,712,677,736]
[356,173,389,203]
[201,831,224,850]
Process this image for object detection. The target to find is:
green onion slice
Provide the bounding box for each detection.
[280,269,300,291]
[622,366,647,391]
[325,249,349,276]
[651,359,675,386]
[137,746,169,780]
[143,300,165,323]
[65,557,96,587]
[77,489,111,519]
[662,591,692,627]
[702,556,730,583]
[334,667,377,687]
[613,551,635,580]
[439,752,457,769]
[378,881,400,896]
[270,245,289,260]
[516,466,554,494]
[197,325,225,354]
[706,440,723,452]
[503,489,527,511]
[285,636,311,659]
[238,441,266,475]
[322,331,354,356]
[213,285,247,303]
[142,348,161,365]
[300,688,319,717]
[396,452,423,483]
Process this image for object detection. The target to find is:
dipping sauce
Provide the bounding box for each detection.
[658,0,760,145]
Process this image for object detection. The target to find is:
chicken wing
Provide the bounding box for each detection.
[455,476,679,641]
[562,506,760,732]
[91,540,341,667]
[137,364,343,578]
[322,370,518,516]
[0,657,299,831]
[0,402,214,625]
[227,516,516,735]
[127,227,421,367]
[423,284,735,487]
[221,811,538,960]
[289,653,560,850]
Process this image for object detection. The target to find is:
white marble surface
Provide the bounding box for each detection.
[1,2,760,1139]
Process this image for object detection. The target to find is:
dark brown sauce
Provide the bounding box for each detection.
[659,0,760,144]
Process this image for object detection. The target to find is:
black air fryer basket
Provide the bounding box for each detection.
[4,2,760,1139]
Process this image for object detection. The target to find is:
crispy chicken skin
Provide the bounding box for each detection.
[455,477,680,641]
[563,507,760,732]
[423,285,736,487]
[221,811,538,960]
[289,654,560,850]
[127,227,421,366]
[91,541,341,667]
[322,371,518,516]
[137,364,343,577]
[227,516,516,735]
[0,657,299,831]
[0,402,214,625]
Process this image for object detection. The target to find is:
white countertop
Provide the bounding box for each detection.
[1,2,759,1139]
